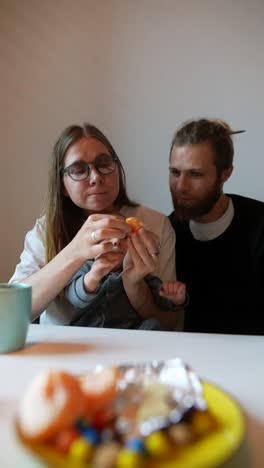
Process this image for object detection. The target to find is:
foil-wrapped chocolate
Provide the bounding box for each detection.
[113,358,207,438]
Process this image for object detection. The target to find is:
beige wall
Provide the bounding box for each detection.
[1,0,264,280]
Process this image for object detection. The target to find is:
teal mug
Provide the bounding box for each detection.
[0,283,32,353]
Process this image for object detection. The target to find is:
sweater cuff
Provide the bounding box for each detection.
[74,276,103,303]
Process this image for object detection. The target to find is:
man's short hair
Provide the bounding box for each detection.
[170,118,234,175]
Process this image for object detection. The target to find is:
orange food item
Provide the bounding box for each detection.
[17,371,85,442]
[125,217,143,232]
[79,367,118,418]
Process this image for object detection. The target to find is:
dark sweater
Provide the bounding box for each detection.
[169,194,264,335]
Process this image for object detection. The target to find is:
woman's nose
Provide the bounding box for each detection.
[89,166,103,184]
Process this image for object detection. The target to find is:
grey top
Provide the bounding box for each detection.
[65,260,179,329]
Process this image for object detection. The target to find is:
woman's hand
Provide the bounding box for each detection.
[122,228,178,330]
[69,214,130,262]
[22,214,130,318]
[122,228,160,285]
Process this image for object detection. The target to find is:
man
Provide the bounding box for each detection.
[168,118,264,335]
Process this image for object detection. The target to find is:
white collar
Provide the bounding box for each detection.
[189,197,234,241]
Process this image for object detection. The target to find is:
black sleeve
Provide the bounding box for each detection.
[144,275,189,311]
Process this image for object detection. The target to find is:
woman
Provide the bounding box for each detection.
[10,123,178,328]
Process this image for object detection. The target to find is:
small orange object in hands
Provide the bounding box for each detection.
[125,217,143,232]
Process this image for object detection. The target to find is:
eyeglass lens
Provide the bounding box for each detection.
[66,154,116,180]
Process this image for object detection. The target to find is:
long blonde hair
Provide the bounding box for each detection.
[44,123,137,264]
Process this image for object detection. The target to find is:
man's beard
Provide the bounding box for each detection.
[171,182,222,222]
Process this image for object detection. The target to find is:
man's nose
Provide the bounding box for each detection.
[177,174,190,192]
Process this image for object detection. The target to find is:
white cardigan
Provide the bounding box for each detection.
[10,205,176,325]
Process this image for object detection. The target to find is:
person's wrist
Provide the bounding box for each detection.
[83,272,102,293]
[122,270,143,287]
[67,239,88,263]
[84,278,101,293]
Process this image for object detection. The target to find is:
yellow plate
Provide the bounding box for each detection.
[17,381,245,468]
[155,381,245,468]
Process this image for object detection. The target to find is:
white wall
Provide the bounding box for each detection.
[1,0,264,280]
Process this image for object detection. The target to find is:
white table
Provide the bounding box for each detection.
[0,325,263,467]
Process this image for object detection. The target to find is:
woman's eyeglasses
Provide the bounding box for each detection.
[62,154,118,181]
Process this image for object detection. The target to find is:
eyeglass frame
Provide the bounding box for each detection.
[61,154,119,181]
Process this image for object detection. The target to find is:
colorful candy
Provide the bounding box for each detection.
[82,426,101,445]
[125,438,146,454]
[92,441,121,468]
[116,449,145,468]
[145,430,172,458]
[68,437,94,462]
[191,410,216,436]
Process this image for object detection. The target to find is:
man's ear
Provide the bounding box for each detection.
[221,165,233,184]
